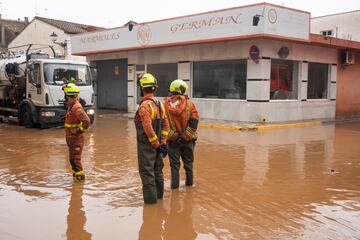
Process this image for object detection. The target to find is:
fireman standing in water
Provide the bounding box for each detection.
[134,73,170,204]
[63,83,91,180]
[164,79,199,189]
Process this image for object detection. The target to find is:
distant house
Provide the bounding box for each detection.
[311,10,360,41]
[310,10,360,119]
[0,15,28,50]
[8,16,104,60]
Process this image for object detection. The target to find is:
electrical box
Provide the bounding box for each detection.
[341,51,355,66]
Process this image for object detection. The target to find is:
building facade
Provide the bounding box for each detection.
[0,15,28,50]
[8,17,103,61]
[311,11,360,119]
[71,3,359,122]
[311,10,360,41]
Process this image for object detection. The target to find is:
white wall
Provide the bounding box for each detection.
[72,3,310,55]
[8,19,85,61]
[311,11,360,41]
[194,99,335,122]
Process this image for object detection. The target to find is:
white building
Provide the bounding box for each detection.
[311,10,360,41]
[70,3,349,123]
[8,16,103,61]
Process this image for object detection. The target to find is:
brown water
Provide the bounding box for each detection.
[0,115,360,240]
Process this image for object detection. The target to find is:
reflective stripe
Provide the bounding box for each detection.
[168,129,174,138]
[79,122,85,132]
[74,170,84,176]
[64,122,86,132]
[161,130,169,136]
[185,126,197,138]
[64,123,79,128]
[160,103,166,118]
[147,102,155,120]
[186,100,190,121]
[148,135,158,143]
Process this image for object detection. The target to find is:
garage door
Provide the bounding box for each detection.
[96,59,128,110]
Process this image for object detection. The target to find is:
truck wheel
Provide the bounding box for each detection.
[20,106,34,128]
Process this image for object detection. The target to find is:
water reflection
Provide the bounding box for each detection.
[139,188,197,240]
[66,182,92,240]
[1,117,360,239]
[139,202,165,240]
[164,189,197,240]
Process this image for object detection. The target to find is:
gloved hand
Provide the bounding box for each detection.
[175,136,186,145]
[157,144,168,158]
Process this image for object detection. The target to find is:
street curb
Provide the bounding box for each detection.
[199,121,323,131]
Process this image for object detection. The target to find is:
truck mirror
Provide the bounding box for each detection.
[90,67,97,82]
[27,63,35,70]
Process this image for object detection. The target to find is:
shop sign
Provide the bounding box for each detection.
[268,8,278,24]
[249,45,260,61]
[137,24,152,46]
[72,3,310,55]
[278,46,290,58]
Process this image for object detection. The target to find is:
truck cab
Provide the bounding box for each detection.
[0,50,95,128]
[21,58,95,127]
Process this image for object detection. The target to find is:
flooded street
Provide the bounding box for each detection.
[1,114,360,240]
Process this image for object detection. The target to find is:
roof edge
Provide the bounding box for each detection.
[310,33,360,50]
[312,9,360,19]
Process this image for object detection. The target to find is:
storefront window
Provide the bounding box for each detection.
[193,60,247,99]
[270,59,299,100]
[307,63,329,99]
[147,63,177,97]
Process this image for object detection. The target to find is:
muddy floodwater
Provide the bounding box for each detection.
[0,114,360,240]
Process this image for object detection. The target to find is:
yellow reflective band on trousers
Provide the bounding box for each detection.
[74,170,84,176]
[148,135,158,143]
[161,130,169,136]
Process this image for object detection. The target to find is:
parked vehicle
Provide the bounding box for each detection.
[0,44,95,128]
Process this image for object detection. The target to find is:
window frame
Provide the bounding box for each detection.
[146,62,178,98]
[269,59,300,101]
[307,62,330,100]
[192,59,248,100]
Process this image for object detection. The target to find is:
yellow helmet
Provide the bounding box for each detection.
[139,73,158,88]
[169,79,188,95]
[63,82,79,96]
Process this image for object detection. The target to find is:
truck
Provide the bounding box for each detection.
[0,44,95,128]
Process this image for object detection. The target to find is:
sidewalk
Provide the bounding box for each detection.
[96,110,339,131]
[198,119,323,131]
[198,117,360,131]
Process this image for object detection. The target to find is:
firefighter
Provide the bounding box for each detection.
[63,83,91,181]
[164,79,199,189]
[134,73,170,204]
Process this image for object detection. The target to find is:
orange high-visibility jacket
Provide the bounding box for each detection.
[163,95,199,142]
[65,99,91,138]
[134,93,170,148]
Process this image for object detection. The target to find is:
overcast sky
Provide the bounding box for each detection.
[1,0,359,28]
